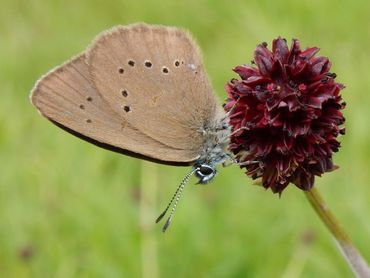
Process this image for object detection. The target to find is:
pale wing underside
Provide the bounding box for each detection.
[31,53,198,164]
[86,24,220,154]
[31,23,220,164]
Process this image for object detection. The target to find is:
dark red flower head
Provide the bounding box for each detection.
[224,38,345,194]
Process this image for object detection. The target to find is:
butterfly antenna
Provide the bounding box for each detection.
[156,167,198,232]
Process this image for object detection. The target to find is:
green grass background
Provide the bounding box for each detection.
[1,0,369,277]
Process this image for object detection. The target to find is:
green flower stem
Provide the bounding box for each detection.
[139,161,159,278]
[305,187,370,278]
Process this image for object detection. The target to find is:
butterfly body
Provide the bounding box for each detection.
[193,112,231,183]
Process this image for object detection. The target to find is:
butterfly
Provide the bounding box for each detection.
[30,23,233,231]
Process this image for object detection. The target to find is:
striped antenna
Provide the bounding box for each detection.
[156,167,199,232]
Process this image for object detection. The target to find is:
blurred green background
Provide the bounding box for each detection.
[1,0,369,277]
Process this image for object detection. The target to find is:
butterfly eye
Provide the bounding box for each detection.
[195,164,216,184]
[199,165,214,175]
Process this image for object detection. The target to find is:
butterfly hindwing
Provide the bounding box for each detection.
[31,53,198,164]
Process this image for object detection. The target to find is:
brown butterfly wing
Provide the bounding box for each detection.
[86,23,221,160]
[30,53,198,165]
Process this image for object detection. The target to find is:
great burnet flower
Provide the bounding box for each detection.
[224,38,345,194]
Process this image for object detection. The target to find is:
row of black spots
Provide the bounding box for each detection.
[118,90,131,112]
[78,96,94,123]
[81,98,130,121]
[117,59,184,74]
[79,96,93,110]
[139,59,183,69]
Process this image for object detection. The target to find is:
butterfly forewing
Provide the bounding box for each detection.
[87,23,220,158]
